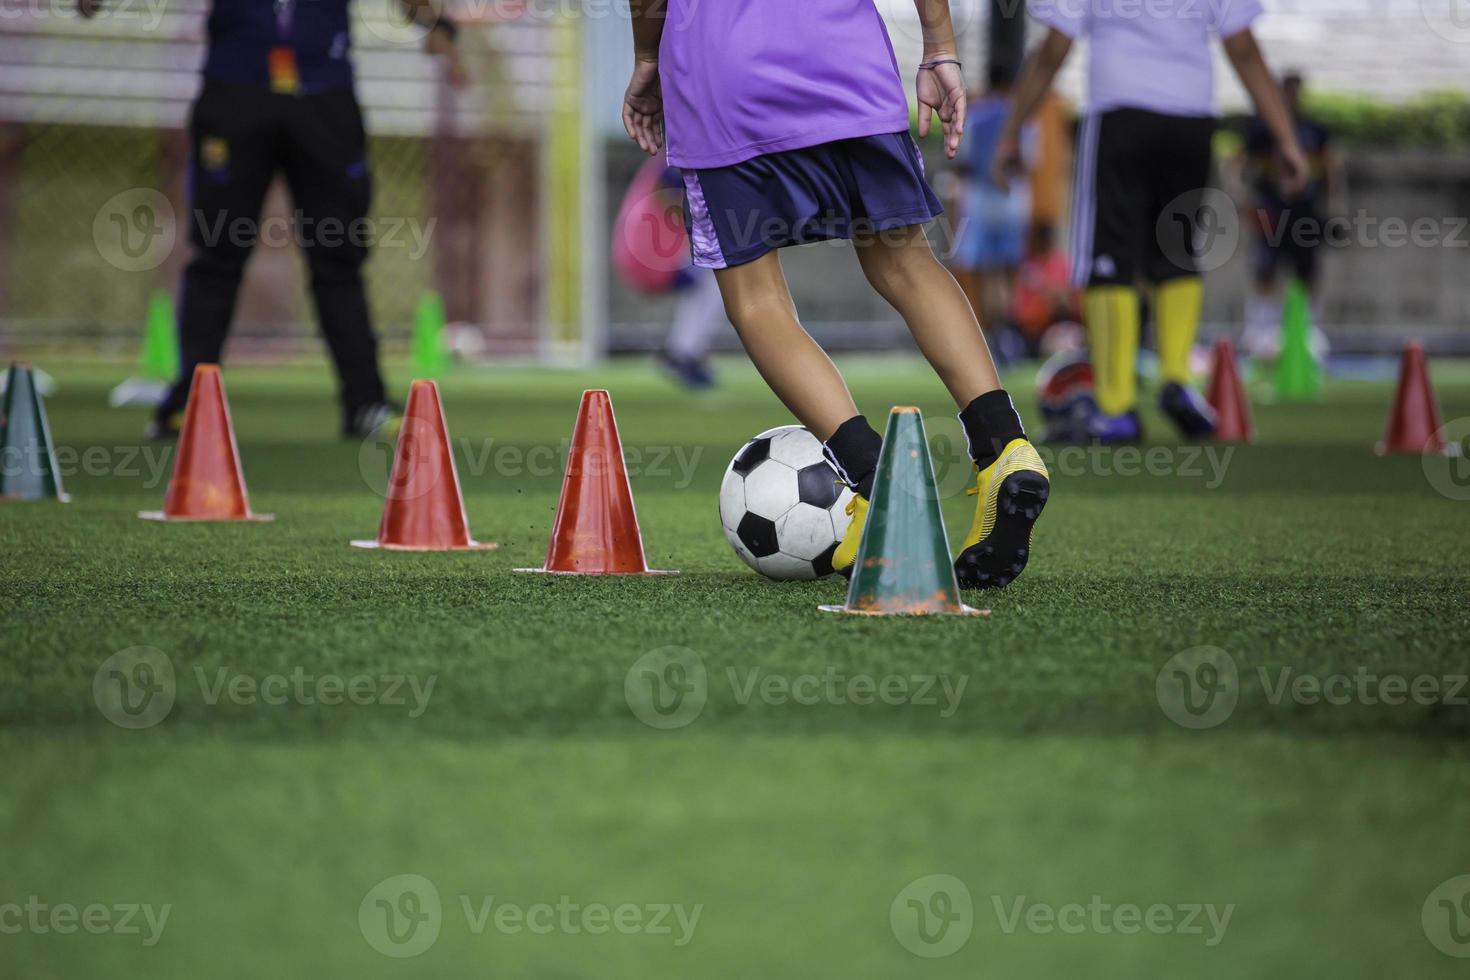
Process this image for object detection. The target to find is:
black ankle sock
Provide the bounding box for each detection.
[959,390,1026,470]
[822,415,883,499]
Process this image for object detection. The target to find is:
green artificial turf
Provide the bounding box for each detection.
[2,356,1468,978]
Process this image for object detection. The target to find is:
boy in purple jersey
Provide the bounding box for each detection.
[623,0,1050,590]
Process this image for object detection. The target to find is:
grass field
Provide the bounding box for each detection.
[3,356,1469,978]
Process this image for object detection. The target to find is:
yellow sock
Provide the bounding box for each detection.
[1084,286,1139,415]
[1155,276,1204,384]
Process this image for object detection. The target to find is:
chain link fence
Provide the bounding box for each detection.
[0,0,586,360]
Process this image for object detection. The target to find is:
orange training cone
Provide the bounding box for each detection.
[140,364,272,522]
[351,380,496,551]
[515,389,676,576]
[1206,339,1254,443]
[1377,342,1448,455]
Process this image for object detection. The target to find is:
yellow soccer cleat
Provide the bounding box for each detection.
[830,493,869,578]
[955,438,1050,590]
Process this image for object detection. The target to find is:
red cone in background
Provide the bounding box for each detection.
[1206,339,1254,443]
[352,380,495,551]
[1377,342,1447,455]
[516,389,676,576]
[140,364,271,522]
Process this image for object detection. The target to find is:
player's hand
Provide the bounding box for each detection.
[1278,141,1309,199]
[77,0,102,17]
[917,60,966,160]
[622,59,664,155]
[426,29,468,89]
[991,131,1023,191]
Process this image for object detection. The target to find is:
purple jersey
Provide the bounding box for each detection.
[660,0,911,170]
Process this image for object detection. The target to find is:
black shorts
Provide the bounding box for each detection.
[1253,208,1323,285]
[1070,107,1215,288]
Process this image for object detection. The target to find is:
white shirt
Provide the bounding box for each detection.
[1032,0,1264,116]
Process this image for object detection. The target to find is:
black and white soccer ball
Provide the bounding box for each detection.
[719,425,854,580]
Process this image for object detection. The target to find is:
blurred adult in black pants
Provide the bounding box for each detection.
[1239,71,1344,359]
[80,0,464,437]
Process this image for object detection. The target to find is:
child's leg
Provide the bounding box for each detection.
[856,224,1048,590]
[712,253,857,441]
[713,252,884,498]
[952,265,985,334]
[853,224,1001,406]
[854,225,1031,470]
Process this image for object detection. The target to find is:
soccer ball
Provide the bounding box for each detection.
[1036,347,1096,444]
[719,426,854,580]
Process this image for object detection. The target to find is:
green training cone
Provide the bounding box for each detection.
[820,407,981,617]
[140,289,180,381]
[410,290,451,379]
[0,363,68,502]
[1274,279,1321,401]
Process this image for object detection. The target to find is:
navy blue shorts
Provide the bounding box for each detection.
[681,131,943,270]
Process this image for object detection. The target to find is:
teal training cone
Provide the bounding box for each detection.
[1275,279,1321,400]
[410,291,451,379]
[0,363,68,502]
[820,407,981,617]
[140,289,180,380]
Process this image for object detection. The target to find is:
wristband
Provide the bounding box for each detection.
[919,59,962,70]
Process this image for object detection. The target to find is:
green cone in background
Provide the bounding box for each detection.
[820,407,980,617]
[140,289,180,381]
[0,363,68,502]
[1275,278,1322,401]
[410,290,451,379]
